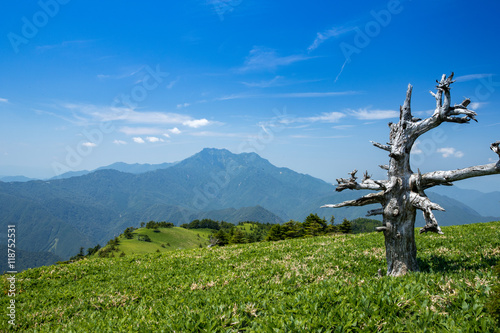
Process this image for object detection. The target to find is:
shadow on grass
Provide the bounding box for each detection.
[417,255,498,273]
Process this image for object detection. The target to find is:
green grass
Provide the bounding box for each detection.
[105,227,213,255]
[2,222,499,332]
[235,222,258,232]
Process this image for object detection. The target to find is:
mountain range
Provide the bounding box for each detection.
[1,148,499,270]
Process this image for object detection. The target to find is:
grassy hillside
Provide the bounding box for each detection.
[2,222,499,332]
[100,223,269,257]
[102,227,214,256]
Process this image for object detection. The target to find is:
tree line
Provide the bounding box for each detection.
[204,214,355,247]
[140,221,175,229]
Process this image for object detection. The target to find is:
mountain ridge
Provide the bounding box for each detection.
[1,148,498,270]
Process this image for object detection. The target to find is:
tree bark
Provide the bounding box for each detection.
[322,73,500,276]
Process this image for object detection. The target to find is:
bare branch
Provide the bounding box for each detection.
[491,141,500,157]
[410,192,445,212]
[400,84,413,121]
[419,210,444,235]
[336,180,386,192]
[420,162,499,189]
[335,170,385,192]
[335,170,386,192]
[321,191,384,208]
[449,98,477,122]
[371,141,391,152]
[409,192,445,235]
[438,72,454,117]
[367,208,384,216]
[414,73,474,138]
[379,164,389,170]
[443,116,474,124]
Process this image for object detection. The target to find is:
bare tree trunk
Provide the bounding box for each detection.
[322,73,500,276]
[384,211,418,276]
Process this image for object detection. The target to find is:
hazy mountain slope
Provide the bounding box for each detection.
[51,161,176,180]
[95,161,175,174]
[0,193,93,259]
[429,186,500,217]
[0,175,37,182]
[189,206,284,224]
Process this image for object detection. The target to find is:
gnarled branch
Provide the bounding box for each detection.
[367,208,384,216]
[408,141,500,190]
[415,73,477,138]
[400,84,413,121]
[335,170,386,192]
[371,141,391,152]
[409,192,445,234]
[492,141,500,157]
[321,191,384,209]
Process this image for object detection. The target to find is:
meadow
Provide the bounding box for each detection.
[1,222,499,332]
[113,227,213,255]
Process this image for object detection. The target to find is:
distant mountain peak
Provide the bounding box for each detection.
[200,147,232,154]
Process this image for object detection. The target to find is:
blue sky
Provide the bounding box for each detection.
[1,0,499,191]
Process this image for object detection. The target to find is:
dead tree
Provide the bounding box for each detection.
[322,73,500,276]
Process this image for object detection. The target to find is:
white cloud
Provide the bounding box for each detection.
[307,112,346,123]
[215,91,358,101]
[437,147,464,158]
[0,98,8,103]
[57,103,214,129]
[308,26,356,52]
[469,102,487,110]
[454,74,493,82]
[176,103,190,109]
[332,125,355,130]
[96,66,145,80]
[274,111,345,126]
[239,46,313,72]
[146,136,164,143]
[113,140,127,145]
[241,76,285,88]
[166,77,179,89]
[82,142,96,147]
[133,137,145,144]
[183,119,211,128]
[190,131,245,138]
[272,91,357,98]
[349,108,399,120]
[169,127,181,134]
